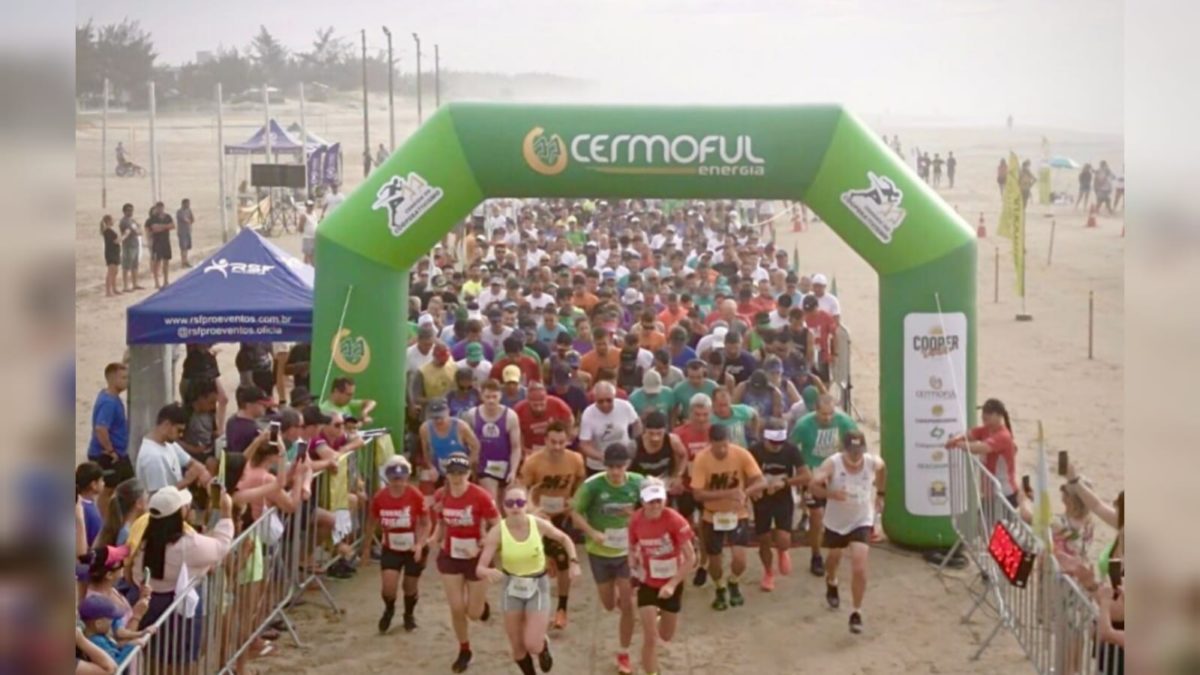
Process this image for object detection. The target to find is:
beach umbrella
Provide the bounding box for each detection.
[1045,156,1079,169]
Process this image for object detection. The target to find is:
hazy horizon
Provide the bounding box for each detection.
[76,0,1123,134]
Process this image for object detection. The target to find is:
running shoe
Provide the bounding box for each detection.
[849,611,864,634]
[760,571,775,592]
[826,583,840,609]
[538,639,553,672]
[692,567,708,587]
[728,582,745,607]
[377,605,395,634]
[553,608,568,630]
[711,588,728,611]
[779,549,793,576]
[451,648,472,673]
[402,612,417,632]
[616,652,633,675]
[810,553,825,577]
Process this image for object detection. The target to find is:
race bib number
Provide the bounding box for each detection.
[450,537,480,560]
[603,528,629,551]
[713,512,739,532]
[387,532,415,551]
[507,576,538,600]
[649,557,679,580]
[540,496,565,514]
[484,460,509,479]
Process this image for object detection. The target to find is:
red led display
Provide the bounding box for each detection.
[986,521,1036,587]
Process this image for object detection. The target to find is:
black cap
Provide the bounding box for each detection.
[644,411,667,430]
[444,452,471,473]
[802,295,819,311]
[708,424,729,442]
[843,430,867,452]
[426,398,450,418]
[302,405,332,426]
[603,442,631,466]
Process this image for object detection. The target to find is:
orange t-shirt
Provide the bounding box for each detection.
[657,307,687,331]
[575,291,600,314]
[688,444,763,522]
[519,448,586,514]
[639,330,667,352]
[579,348,620,381]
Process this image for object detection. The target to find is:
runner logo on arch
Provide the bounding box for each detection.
[841,171,906,243]
[373,172,444,237]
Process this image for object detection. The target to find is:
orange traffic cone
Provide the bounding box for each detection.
[976,212,987,238]
[1086,205,1098,228]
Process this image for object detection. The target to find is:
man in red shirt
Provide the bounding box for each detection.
[362,455,430,634]
[801,294,838,383]
[513,382,574,457]
[490,335,542,385]
[673,392,713,586]
[750,278,777,315]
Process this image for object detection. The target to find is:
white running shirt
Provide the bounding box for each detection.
[822,453,879,535]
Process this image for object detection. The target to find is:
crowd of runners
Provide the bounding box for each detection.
[351,197,887,674]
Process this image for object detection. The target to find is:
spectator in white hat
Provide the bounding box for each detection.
[810,274,841,324]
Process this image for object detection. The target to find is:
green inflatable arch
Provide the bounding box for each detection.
[314,103,976,548]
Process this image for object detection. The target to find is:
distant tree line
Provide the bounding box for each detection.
[76,20,414,108]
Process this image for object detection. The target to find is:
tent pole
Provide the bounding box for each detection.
[217,83,229,243]
[101,77,108,208]
[263,83,271,161]
[300,82,309,197]
[148,80,158,203]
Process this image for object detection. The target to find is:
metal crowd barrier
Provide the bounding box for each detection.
[113,436,385,675]
[939,448,1106,674]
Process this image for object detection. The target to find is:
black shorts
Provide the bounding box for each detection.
[822,525,872,549]
[636,582,683,614]
[543,514,572,569]
[753,496,795,535]
[151,236,172,261]
[94,454,134,489]
[381,548,427,576]
[675,491,698,521]
[803,492,826,509]
[702,518,752,556]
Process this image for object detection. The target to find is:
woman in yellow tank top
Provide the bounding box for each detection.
[477,486,579,675]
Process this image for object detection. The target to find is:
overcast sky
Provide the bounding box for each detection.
[76,0,1123,133]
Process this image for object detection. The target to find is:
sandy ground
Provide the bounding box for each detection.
[74,105,1123,674]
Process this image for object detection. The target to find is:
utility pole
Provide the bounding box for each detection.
[434,44,441,107]
[148,80,158,203]
[361,29,370,178]
[412,32,422,124]
[216,83,229,243]
[382,26,395,152]
[101,77,109,208]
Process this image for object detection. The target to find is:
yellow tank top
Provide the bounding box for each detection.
[499,514,546,576]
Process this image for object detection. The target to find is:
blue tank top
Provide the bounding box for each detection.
[741,387,776,421]
[426,420,466,475]
[473,406,512,463]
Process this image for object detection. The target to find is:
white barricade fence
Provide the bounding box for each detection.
[940,448,1106,674]
[114,436,385,675]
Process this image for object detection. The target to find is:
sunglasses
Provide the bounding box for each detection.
[504,498,527,508]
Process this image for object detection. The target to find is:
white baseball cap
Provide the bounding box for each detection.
[812,273,829,286]
[764,428,788,442]
[640,482,667,503]
[148,486,193,518]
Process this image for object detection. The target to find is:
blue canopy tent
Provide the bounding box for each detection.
[224,118,314,157]
[125,229,314,446]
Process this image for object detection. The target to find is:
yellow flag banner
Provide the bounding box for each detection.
[1032,421,1054,554]
[997,151,1026,296]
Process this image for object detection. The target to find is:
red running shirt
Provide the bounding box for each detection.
[629,507,694,588]
[432,483,499,557]
[370,485,427,552]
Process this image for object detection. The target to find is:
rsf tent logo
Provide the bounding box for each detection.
[203,259,275,278]
[841,171,906,243]
[373,172,444,237]
[522,126,766,177]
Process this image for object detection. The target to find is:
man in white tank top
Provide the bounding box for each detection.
[809,430,886,635]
